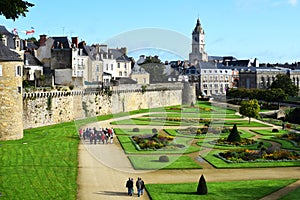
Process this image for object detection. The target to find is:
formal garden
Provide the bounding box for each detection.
[0,100,299,199]
[111,100,300,199]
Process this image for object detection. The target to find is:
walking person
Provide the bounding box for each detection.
[126,177,134,196]
[109,128,114,144]
[136,177,143,197]
[140,178,145,195]
[101,132,105,144]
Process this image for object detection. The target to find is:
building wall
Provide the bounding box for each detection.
[0,61,23,140]
[50,49,72,69]
[130,73,150,84]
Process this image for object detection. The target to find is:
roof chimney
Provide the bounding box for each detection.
[71,37,78,48]
[39,34,47,46]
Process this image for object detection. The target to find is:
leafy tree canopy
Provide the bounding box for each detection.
[141,63,167,83]
[26,37,37,42]
[271,74,298,97]
[0,0,34,20]
[239,99,260,123]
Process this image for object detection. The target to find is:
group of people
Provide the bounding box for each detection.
[126,177,145,197]
[78,127,114,144]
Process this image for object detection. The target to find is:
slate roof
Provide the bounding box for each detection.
[0,25,17,49]
[110,49,131,62]
[0,42,22,61]
[192,18,203,34]
[52,37,71,49]
[24,53,43,66]
[26,41,38,49]
[0,25,14,36]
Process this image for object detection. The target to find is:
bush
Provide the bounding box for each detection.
[227,124,241,142]
[69,84,74,90]
[197,174,208,195]
[132,128,140,132]
[158,155,169,162]
[152,128,158,133]
[272,128,279,132]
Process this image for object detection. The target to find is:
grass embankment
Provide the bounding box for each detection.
[0,122,79,199]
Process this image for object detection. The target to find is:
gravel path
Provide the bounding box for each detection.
[77,112,300,200]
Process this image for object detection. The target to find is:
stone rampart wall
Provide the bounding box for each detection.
[22,83,188,129]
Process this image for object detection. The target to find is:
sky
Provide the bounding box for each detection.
[1,0,300,63]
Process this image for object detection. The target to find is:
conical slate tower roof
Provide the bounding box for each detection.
[0,42,22,61]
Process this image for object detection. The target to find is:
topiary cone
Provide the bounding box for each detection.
[197,174,208,195]
[227,124,241,142]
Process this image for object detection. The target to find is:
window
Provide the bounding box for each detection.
[119,71,122,76]
[18,86,22,94]
[15,65,21,76]
[106,64,108,71]
[96,65,99,72]
[124,63,127,69]
[111,64,113,70]
[143,78,146,83]
[0,65,2,76]
[117,63,120,68]
[124,71,127,76]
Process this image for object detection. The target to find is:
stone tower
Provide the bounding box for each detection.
[189,18,208,64]
[182,82,196,105]
[0,42,24,140]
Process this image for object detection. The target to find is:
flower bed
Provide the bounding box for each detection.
[166,117,212,124]
[214,138,256,146]
[217,148,300,163]
[177,126,230,135]
[276,132,300,146]
[131,134,184,150]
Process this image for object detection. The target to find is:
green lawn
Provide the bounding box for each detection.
[0,122,79,199]
[146,179,297,200]
[145,113,242,119]
[111,117,270,127]
[117,135,200,154]
[164,129,255,139]
[251,129,289,136]
[128,155,202,170]
[114,128,155,135]
[201,150,300,168]
[279,186,300,200]
[261,136,300,151]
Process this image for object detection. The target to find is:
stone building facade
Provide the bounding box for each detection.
[0,42,23,140]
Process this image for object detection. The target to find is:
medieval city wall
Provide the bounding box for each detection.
[22,83,190,129]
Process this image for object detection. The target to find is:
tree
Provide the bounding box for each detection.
[197,174,208,195]
[227,124,241,142]
[271,74,298,97]
[239,99,260,123]
[0,0,34,20]
[141,63,167,83]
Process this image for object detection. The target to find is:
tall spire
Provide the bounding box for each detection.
[193,18,202,34]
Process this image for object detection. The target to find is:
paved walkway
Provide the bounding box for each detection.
[77,111,300,200]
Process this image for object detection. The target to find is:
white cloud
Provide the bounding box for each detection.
[288,0,298,6]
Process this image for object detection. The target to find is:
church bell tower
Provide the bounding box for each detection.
[189,18,208,64]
